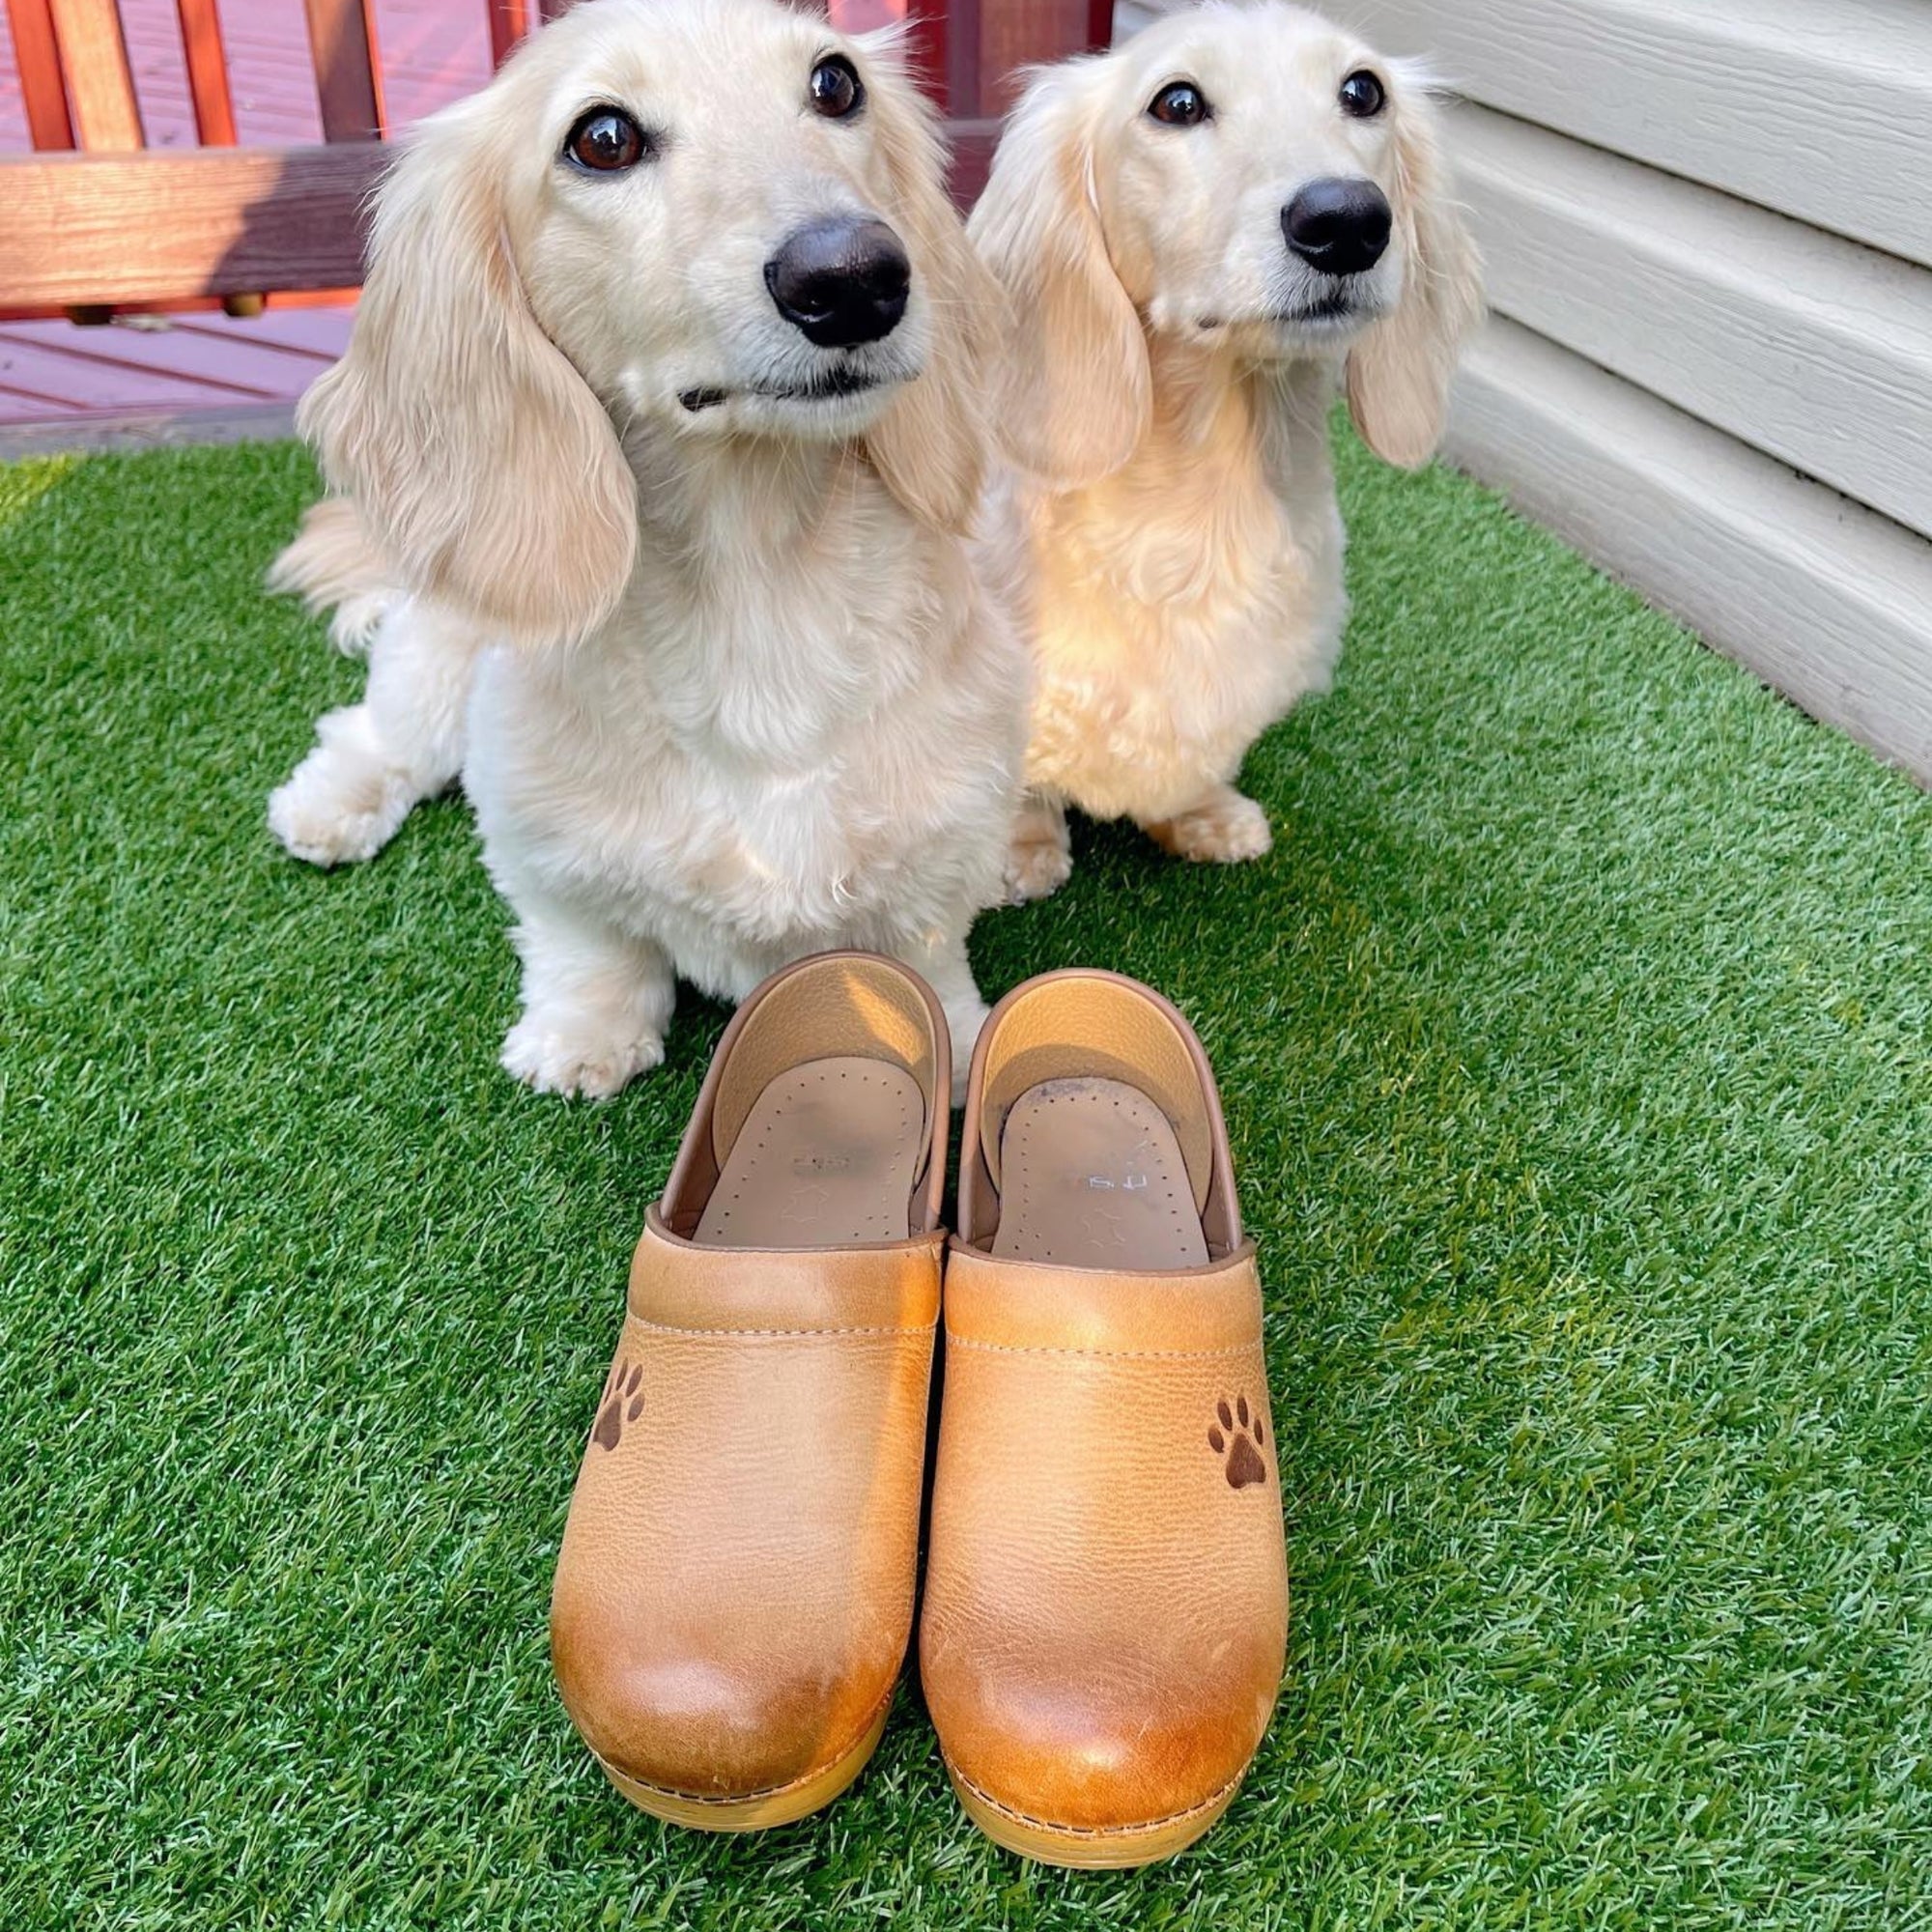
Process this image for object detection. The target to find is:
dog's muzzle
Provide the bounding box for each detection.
[764,216,911,349]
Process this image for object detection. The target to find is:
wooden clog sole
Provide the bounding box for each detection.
[594,1695,894,1833]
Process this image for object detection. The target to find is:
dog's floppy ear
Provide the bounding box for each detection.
[859,38,1002,534]
[298,93,636,642]
[1345,71,1483,468]
[968,59,1150,488]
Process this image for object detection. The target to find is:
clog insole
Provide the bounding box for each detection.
[991,1077,1208,1269]
[695,1057,926,1249]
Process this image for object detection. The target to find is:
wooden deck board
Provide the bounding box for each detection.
[168,310,349,362]
[0,328,280,406]
[0,388,82,417]
[1,314,336,390]
[178,306,355,355]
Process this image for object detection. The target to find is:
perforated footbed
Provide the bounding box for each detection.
[990,1077,1209,1269]
[694,1057,926,1249]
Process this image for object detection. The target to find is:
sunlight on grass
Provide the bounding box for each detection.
[0,454,75,534]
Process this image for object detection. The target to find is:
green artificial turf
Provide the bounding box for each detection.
[4,431,1931,1932]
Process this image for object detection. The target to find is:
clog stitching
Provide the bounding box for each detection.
[623,1317,936,1340]
[942,1336,1259,1361]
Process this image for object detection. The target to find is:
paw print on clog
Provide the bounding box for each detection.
[592,1359,644,1452]
[1208,1395,1267,1490]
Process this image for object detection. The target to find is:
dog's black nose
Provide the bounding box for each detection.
[1281,178,1392,277]
[764,216,910,348]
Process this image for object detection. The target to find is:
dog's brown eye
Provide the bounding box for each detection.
[564,107,649,172]
[1339,70,1385,118]
[1148,80,1208,126]
[810,55,864,119]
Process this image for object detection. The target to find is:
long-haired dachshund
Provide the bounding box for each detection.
[973,1,1482,893]
[268,0,1025,1096]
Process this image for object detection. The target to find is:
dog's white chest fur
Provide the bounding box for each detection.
[1020,362,1348,823]
[466,507,1024,1006]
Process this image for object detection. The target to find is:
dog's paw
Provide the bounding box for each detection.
[1151,791,1272,865]
[500,1014,666,1100]
[1003,828,1074,905]
[268,730,413,868]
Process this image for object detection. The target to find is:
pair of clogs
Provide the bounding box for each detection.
[550,953,1287,1868]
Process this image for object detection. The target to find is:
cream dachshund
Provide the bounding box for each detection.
[267,0,1025,1096]
[972,0,1482,895]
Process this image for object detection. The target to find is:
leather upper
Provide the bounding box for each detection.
[922,971,1289,1840]
[921,1243,1287,1833]
[551,952,949,1806]
[553,1217,941,1799]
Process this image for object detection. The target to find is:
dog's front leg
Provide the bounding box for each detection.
[1139,782,1272,865]
[269,601,478,867]
[1002,789,1073,905]
[498,894,675,1100]
[899,930,988,1107]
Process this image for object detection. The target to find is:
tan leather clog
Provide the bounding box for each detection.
[551,952,949,1831]
[919,970,1289,1867]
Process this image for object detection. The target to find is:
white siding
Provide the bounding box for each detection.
[1116,0,1932,781]
[1112,0,1166,37]
[1458,321,1932,781]
[1452,105,1932,543]
[1326,0,1932,270]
